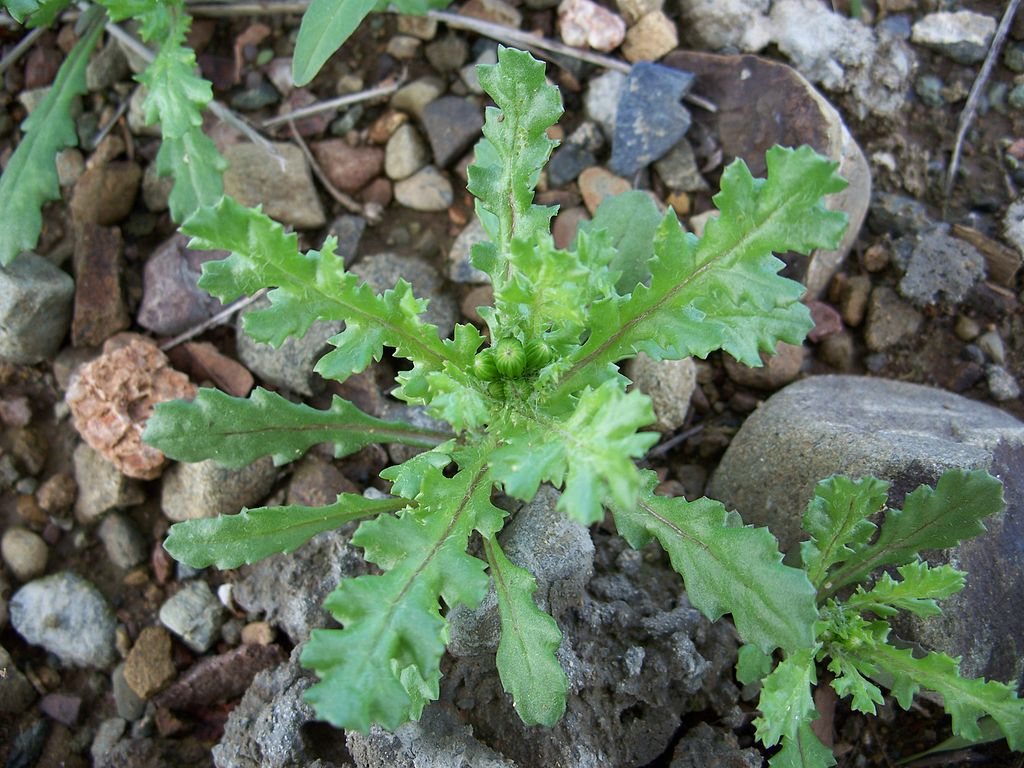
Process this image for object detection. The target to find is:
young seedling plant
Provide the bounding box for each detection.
[738,470,1024,766]
[141,46,853,733]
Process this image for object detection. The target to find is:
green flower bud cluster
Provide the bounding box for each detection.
[473,337,553,382]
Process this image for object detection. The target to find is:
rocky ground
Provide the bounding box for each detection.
[1,0,1023,766]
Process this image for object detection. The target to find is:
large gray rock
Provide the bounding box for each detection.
[894,229,986,309]
[10,572,117,667]
[0,252,74,364]
[708,375,1024,684]
[444,497,741,768]
[161,456,277,522]
[213,649,346,768]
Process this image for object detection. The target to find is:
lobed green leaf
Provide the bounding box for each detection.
[467,46,562,316]
[611,475,818,654]
[485,535,567,726]
[4,0,69,26]
[736,644,774,686]
[145,387,451,468]
[184,197,456,383]
[799,475,888,590]
[302,458,504,731]
[164,493,407,569]
[553,146,847,397]
[576,190,662,295]
[845,560,965,619]
[823,470,1004,595]
[754,648,817,748]
[0,15,103,265]
[861,643,1024,750]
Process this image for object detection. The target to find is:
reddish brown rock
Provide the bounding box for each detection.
[311,140,384,192]
[180,341,254,397]
[69,161,142,226]
[66,338,195,480]
[154,643,284,711]
[578,167,630,215]
[72,223,130,347]
[136,234,227,337]
[124,627,177,699]
[0,396,32,428]
[806,300,843,342]
[36,473,77,515]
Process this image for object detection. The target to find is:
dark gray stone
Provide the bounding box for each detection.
[420,96,483,168]
[10,572,117,667]
[0,252,74,364]
[236,295,344,396]
[230,79,281,111]
[137,234,226,337]
[707,375,1024,684]
[446,219,490,284]
[895,229,986,309]
[0,645,37,713]
[610,63,694,177]
[213,650,347,768]
[653,138,708,192]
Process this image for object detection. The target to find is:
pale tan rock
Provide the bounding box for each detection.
[622,11,678,62]
[66,338,195,480]
[558,0,626,52]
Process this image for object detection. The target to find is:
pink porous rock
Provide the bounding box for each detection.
[558,0,626,53]
[66,337,195,480]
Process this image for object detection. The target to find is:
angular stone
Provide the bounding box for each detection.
[547,143,595,188]
[235,294,343,397]
[610,63,693,176]
[677,0,771,52]
[73,442,145,523]
[584,70,627,138]
[310,140,383,193]
[420,96,483,168]
[70,162,142,226]
[97,512,148,569]
[181,341,254,397]
[159,581,224,653]
[390,77,445,119]
[653,138,708,192]
[161,457,277,523]
[137,234,227,337]
[86,37,129,91]
[72,223,130,347]
[0,253,74,364]
[155,643,284,711]
[123,627,177,699]
[223,142,325,229]
[895,229,986,309]
[66,338,195,480]
[707,375,1024,683]
[10,572,117,667]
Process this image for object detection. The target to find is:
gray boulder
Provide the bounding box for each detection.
[708,375,1024,684]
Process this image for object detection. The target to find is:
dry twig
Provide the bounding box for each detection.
[944,0,1022,206]
[159,289,269,352]
[0,25,44,76]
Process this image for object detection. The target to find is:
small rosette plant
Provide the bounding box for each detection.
[145,47,852,732]
[738,469,1024,766]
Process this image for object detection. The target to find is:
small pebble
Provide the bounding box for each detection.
[159,581,224,653]
[975,330,1005,365]
[241,621,276,646]
[1,527,48,582]
[97,512,148,569]
[987,365,1020,401]
[953,315,980,342]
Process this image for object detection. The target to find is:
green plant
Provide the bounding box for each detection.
[140,46,851,732]
[738,469,1024,766]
